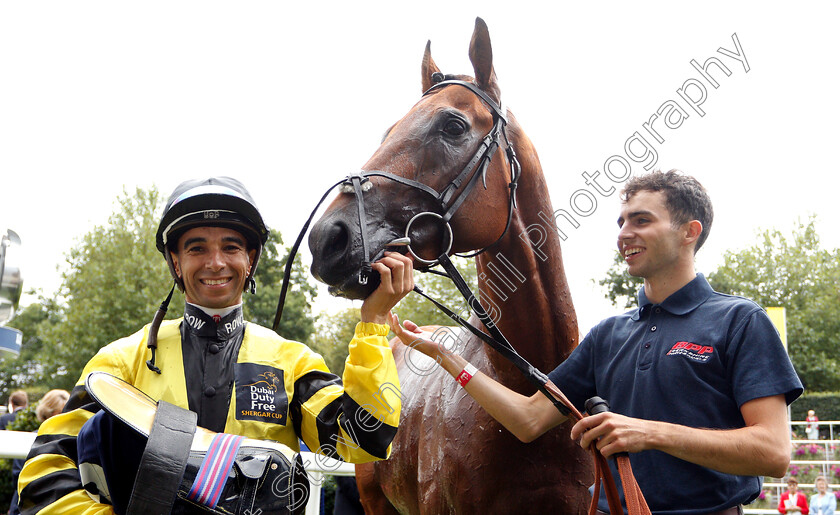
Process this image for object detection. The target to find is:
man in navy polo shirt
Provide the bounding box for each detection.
[391,170,802,515]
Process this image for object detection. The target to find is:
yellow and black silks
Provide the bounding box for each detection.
[18,318,401,514]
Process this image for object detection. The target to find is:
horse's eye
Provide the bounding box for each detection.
[443,119,467,136]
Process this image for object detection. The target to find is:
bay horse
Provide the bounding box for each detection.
[308,18,592,514]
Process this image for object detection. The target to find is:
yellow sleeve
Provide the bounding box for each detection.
[18,409,115,515]
[18,336,136,515]
[294,322,401,463]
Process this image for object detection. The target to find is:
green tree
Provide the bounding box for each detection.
[707,217,840,391]
[595,252,643,310]
[395,257,477,327]
[0,404,41,510]
[9,187,316,392]
[244,229,316,343]
[308,308,362,378]
[40,186,172,390]
[1,293,63,394]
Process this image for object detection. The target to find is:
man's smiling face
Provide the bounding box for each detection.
[616,190,685,280]
[170,226,256,309]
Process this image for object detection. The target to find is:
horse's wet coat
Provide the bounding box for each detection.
[308,18,593,515]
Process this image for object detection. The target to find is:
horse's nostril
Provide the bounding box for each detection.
[323,221,350,262]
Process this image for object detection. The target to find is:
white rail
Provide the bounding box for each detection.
[792,420,840,441]
[5,427,840,514]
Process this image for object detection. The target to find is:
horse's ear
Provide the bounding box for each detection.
[469,17,500,104]
[421,40,442,93]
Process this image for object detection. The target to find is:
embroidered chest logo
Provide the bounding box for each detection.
[235,363,288,425]
[666,341,714,363]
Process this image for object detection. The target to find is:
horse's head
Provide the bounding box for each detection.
[309,18,520,299]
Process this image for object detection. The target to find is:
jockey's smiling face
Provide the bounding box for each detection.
[170,226,256,309]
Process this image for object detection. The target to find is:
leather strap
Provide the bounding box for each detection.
[187,433,245,508]
[273,177,348,331]
[272,79,521,328]
[126,400,197,515]
[428,256,650,515]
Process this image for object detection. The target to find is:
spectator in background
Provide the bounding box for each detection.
[334,476,364,515]
[778,477,809,514]
[0,391,28,430]
[34,390,69,423]
[809,476,836,515]
[9,390,70,515]
[806,410,820,440]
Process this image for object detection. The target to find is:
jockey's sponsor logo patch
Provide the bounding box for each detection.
[235,363,288,425]
[666,341,714,363]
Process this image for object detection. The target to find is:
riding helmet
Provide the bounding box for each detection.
[156,177,269,293]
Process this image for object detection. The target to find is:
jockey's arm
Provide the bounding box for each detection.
[390,316,567,442]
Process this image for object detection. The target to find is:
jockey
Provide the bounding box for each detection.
[18,176,413,514]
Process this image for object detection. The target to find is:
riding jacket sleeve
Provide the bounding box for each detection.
[18,318,401,514]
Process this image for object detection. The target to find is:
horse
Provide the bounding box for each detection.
[308,17,593,514]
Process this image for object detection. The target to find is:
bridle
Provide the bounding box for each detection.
[272,77,651,515]
[273,75,574,419]
[272,77,521,328]
[344,77,522,275]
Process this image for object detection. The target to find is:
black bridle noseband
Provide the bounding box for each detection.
[273,78,520,328]
[271,77,567,416]
[345,78,522,273]
[273,76,650,515]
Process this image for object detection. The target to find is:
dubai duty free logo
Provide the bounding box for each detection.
[235,363,289,425]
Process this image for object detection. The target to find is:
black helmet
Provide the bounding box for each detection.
[156,177,269,293]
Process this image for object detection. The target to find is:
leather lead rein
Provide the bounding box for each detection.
[271,79,650,515]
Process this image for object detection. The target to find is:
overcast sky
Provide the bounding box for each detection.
[2,1,838,333]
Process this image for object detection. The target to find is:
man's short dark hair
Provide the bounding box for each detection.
[9,390,28,409]
[621,169,714,253]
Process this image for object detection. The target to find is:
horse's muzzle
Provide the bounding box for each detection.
[309,213,383,300]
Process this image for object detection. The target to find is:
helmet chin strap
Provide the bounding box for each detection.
[146,283,176,374]
[165,250,186,293]
[149,244,260,374]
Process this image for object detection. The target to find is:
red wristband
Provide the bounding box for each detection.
[456,363,478,387]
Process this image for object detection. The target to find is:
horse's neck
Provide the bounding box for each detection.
[474,163,579,381]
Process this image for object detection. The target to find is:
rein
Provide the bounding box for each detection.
[273,78,521,329]
[271,79,650,515]
[415,254,650,515]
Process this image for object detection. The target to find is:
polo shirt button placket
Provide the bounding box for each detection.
[637,307,661,370]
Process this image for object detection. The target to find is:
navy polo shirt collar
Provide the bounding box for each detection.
[632,274,714,320]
